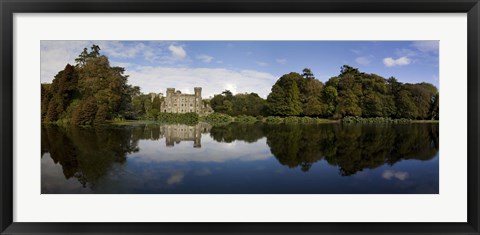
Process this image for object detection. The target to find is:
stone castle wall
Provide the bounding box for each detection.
[159,87,213,115]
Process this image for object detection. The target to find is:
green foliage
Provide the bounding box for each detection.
[155,112,199,125]
[265,116,284,124]
[266,72,304,116]
[263,116,334,124]
[430,93,439,120]
[342,116,412,124]
[202,113,233,125]
[235,115,257,123]
[41,45,137,125]
[320,66,438,120]
[95,105,108,124]
[46,97,63,122]
[152,96,161,112]
[210,91,267,116]
[72,97,98,126]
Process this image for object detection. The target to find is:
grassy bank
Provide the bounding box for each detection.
[342,116,439,124]
[46,113,438,127]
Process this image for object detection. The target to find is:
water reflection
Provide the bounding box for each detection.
[41,122,439,194]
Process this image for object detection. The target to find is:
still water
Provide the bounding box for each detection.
[41,123,439,194]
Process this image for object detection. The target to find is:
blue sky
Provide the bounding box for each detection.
[41,41,438,98]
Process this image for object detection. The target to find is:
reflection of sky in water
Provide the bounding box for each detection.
[42,135,438,193]
[42,131,439,194]
[129,135,272,163]
[42,155,93,193]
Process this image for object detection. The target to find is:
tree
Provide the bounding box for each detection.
[42,45,136,124]
[396,89,417,119]
[95,105,108,124]
[302,68,315,80]
[89,44,101,57]
[430,93,439,120]
[75,48,90,66]
[321,85,338,117]
[267,72,303,116]
[404,83,438,119]
[301,78,324,116]
[41,84,53,120]
[334,72,362,118]
[152,96,161,112]
[46,97,63,122]
[210,90,235,114]
[72,97,97,126]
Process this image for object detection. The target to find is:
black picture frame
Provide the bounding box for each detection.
[1,0,479,234]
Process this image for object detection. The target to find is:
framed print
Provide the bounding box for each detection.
[1,0,479,234]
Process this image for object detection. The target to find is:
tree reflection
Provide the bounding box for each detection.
[209,123,439,175]
[209,123,265,143]
[42,123,211,189]
[42,122,439,190]
[41,125,139,188]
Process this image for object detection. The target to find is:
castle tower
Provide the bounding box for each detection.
[194,87,202,114]
[194,87,202,97]
[166,88,175,97]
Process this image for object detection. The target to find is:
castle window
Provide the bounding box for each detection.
[190,104,193,107]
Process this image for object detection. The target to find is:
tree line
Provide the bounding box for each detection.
[210,67,439,120]
[41,45,439,126]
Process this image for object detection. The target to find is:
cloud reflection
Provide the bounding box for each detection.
[129,136,272,163]
[382,170,409,181]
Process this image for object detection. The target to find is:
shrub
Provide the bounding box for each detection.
[156,112,199,125]
[203,113,233,125]
[265,116,284,124]
[235,115,257,123]
[342,116,413,124]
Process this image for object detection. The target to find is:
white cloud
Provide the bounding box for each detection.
[143,50,161,63]
[275,58,287,65]
[126,66,277,98]
[130,137,272,163]
[395,48,418,57]
[196,54,214,63]
[41,41,168,82]
[382,170,409,181]
[411,41,439,53]
[355,56,372,66]
[383,56,411,67]
[166,171,184,185]
[168,44,187,59]
[101,41,145,58]
[41,41,92,83]
[256,61,268,67]
[350,49,362,55]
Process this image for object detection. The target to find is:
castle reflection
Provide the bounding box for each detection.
[162,123,211,148]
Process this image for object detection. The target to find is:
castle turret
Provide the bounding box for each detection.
[166,88,175,96]
[194,87,202,97]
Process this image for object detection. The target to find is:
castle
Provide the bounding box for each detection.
[158,87,213,115]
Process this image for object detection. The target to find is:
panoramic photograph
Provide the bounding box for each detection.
[41,41,439,194]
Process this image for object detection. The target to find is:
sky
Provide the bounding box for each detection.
[41,41,439,99]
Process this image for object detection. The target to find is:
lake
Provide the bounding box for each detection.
[41,122,439,194]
